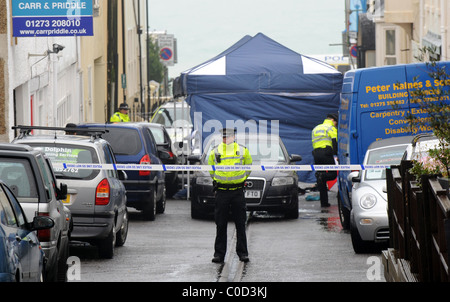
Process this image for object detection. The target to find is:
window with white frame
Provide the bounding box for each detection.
[57,95,72,127]
[384,28,397,65]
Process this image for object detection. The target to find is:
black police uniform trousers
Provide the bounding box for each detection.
[312,146,337,206]
[214,187,248,260]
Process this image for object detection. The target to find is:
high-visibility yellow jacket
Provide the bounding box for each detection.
[311,119,337,149]
[208,142,252,185]
[110,112,130,123]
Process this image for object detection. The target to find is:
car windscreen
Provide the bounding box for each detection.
[152,107,192,128]
[365,145,409,180]
[148,127,165,144]
[26,143,100,180]
[100,128,142,155]
[203,137,287,164]
[0,158,38,198]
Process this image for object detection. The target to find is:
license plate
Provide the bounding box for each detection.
[62,194,71,204]
[245,190,260,198]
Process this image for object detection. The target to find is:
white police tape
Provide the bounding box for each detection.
[53,163,392,171]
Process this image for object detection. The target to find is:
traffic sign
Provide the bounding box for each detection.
[350,45,358,58]
[160,47,173,61]
[157,34,175,66]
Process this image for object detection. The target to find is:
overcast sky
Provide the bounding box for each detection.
[148,0,345,79]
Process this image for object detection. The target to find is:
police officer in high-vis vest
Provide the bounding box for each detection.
[110,103,130,122]
[209,128,252,263]
[311,113,338,207]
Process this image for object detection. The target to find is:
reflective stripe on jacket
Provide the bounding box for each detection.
[208,142,252,184]
[311,119,337,149]
[110,112,130,122]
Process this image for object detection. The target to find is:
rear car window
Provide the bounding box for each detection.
[365,145,409,180]
[28,144,100,180]
[148,127,165,144]
[101,128,142,155]
[0,158,38,198]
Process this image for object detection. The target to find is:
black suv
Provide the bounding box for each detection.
[0,143,71,281]
[76,123,166,221]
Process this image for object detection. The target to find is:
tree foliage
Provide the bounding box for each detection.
[147,38,164,83]
[406,47,450,181]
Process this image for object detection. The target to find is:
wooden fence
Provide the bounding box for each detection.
[383,160,450,282]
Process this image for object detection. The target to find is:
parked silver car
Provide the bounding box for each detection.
[0,143,71,281]
[347,136,414,253]
[13,126,129,259]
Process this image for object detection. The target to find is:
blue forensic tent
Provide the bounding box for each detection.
[174,33,343,183]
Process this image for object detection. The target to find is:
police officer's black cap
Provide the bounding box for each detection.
[327,113,338,122]
[119,103,129,110]
[220,128,236,137]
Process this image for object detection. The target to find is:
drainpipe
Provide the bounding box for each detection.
[420,0,423,48]
[146,0,150,120]
[121,0,126,105]
[52,54,58,126]
[137,0,144,118]
[441,0,447,60]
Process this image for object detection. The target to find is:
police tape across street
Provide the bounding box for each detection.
[53,163,392,171]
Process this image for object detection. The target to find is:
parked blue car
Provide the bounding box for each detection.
[0,180,55,282]
[76,123,167,221]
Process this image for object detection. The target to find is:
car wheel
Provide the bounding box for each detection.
[338,193,350,230]
[142,188,156,221]
[56,238,69,282]
[116,209,129,247]
[44,251,58,282]
[98,225,116,259]
[166,174,180,198]
[190,198,207,219]
[156,185,166,214]
[39,269,44,282]
[350,212,372,254]
[285,192,299,219]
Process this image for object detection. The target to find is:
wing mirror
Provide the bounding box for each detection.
[347,171,361,183]
[290,154,302,163]
[30,216,55,231]
[56,183,68,200]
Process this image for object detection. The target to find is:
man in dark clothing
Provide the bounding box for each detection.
[208,128,252,263]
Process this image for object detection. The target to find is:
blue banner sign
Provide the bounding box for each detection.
[12,0,93,37]
[12,0,93,16]
[13,16,93,37]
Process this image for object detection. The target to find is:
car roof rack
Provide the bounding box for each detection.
[12,125,109,141]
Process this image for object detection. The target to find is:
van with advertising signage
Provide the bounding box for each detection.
[337,61,450,229]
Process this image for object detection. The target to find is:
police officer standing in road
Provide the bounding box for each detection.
[209,128,252,264]
[311,113,338,207]
[110,103,130,122]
